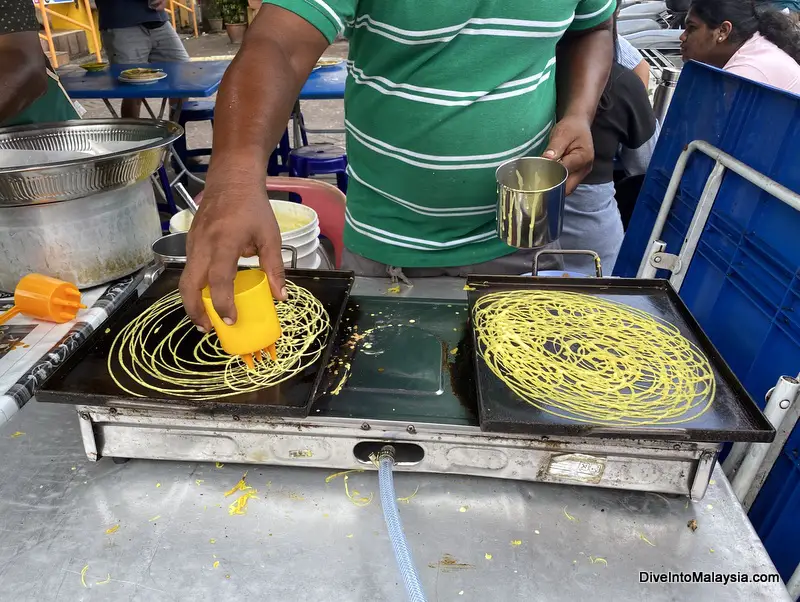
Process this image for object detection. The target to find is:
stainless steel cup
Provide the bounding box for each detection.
[495,157,568,249]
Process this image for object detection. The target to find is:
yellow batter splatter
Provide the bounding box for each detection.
[105,525,120,534]
[396,485,420,504]
[224,473,252,497]
[344,475,373,507]
[325,469,364,483]
[228,491,258,515]
[639,532,656,547]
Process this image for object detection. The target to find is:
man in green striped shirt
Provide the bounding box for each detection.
[181,0,615,328]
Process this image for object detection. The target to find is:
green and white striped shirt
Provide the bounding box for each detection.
[266,0,616,267]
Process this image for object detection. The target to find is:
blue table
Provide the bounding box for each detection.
[58,59,346,109]
[58,61,229,100]
[301,62,347,100]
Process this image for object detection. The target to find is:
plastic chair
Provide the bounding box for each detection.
[172,100,215,172]
[289,143,348,194]
[268,114,309,176]
[192,176,345,268]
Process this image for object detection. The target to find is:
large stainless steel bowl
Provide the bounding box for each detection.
[0,119,183,206]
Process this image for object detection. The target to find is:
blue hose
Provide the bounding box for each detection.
[378,448,427,602]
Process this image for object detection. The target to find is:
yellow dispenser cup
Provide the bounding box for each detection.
[201,269,281,369]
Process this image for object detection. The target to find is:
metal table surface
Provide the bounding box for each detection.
[0,277,789,602]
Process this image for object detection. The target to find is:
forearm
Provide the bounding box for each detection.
[633,60,651,90]
[206,41,306,187]
[555,22,614,122]
[0,37,47,122]
[205,9,327,191]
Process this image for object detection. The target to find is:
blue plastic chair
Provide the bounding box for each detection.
[268,114,309,176]
[172,100,215,172]
[288,143,348,194]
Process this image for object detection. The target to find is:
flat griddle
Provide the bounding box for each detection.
[466,275,775,443]
[38,266,353,417]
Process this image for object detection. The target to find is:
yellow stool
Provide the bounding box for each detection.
[201,270,282,369]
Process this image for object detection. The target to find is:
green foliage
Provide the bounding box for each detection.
[200,0,221,19]
[219,0,247,24]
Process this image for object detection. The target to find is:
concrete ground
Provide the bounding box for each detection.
[76,32,348,171]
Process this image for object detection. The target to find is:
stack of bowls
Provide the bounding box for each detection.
[169,199,321,268]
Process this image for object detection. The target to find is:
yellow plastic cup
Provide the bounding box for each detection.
[201,269,281,369]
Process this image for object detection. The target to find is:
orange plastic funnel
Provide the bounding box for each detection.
[201,269,282,370]
[0,274,87,327]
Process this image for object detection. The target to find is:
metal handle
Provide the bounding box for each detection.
[532,249,603,277]
[281,245,298,269]
[174,182,199,215]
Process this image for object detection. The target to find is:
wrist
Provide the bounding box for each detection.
[558,110,593,127]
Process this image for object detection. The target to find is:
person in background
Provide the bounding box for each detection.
[559,38,659,275]
[680,0,800,94]
[179,1,617,329]
[0,0,79,126]
[616,34,650,89]
[95,0,189,118]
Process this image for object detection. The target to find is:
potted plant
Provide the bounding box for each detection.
[201,0,223,33]
[220,0,248,44]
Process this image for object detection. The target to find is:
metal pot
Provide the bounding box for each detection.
[496,156,568,249]
[0,180,162,290]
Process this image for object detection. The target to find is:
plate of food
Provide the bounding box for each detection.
[118,68,167,84]
[313,58,343,70]
[80,61,109,72]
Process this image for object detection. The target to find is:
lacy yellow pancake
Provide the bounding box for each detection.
[472,290,716,426]
[108,281,329,400]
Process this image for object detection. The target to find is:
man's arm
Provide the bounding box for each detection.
[0,0,49,123]
[544,18,615,193]
[632,60,651,90]
[180,6,329,330]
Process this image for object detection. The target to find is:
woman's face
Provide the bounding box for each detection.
[680,9,731,65]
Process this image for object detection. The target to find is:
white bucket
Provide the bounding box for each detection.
[168,200,321,269]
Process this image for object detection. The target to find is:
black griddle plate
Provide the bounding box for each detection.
[466,275,775,443]
[38,266,353,417]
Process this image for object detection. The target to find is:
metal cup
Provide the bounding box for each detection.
[495,157,568,249]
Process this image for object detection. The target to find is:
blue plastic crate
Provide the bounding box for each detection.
[614,61,800,582]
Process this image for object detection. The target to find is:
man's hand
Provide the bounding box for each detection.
[150,0,169,12]
[543,115,594,195]
[179,182,286,332]
[176,6,329,330]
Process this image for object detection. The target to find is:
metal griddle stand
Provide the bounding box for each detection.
[56,258,741,503]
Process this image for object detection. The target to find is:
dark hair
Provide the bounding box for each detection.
[690,0,800,64]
